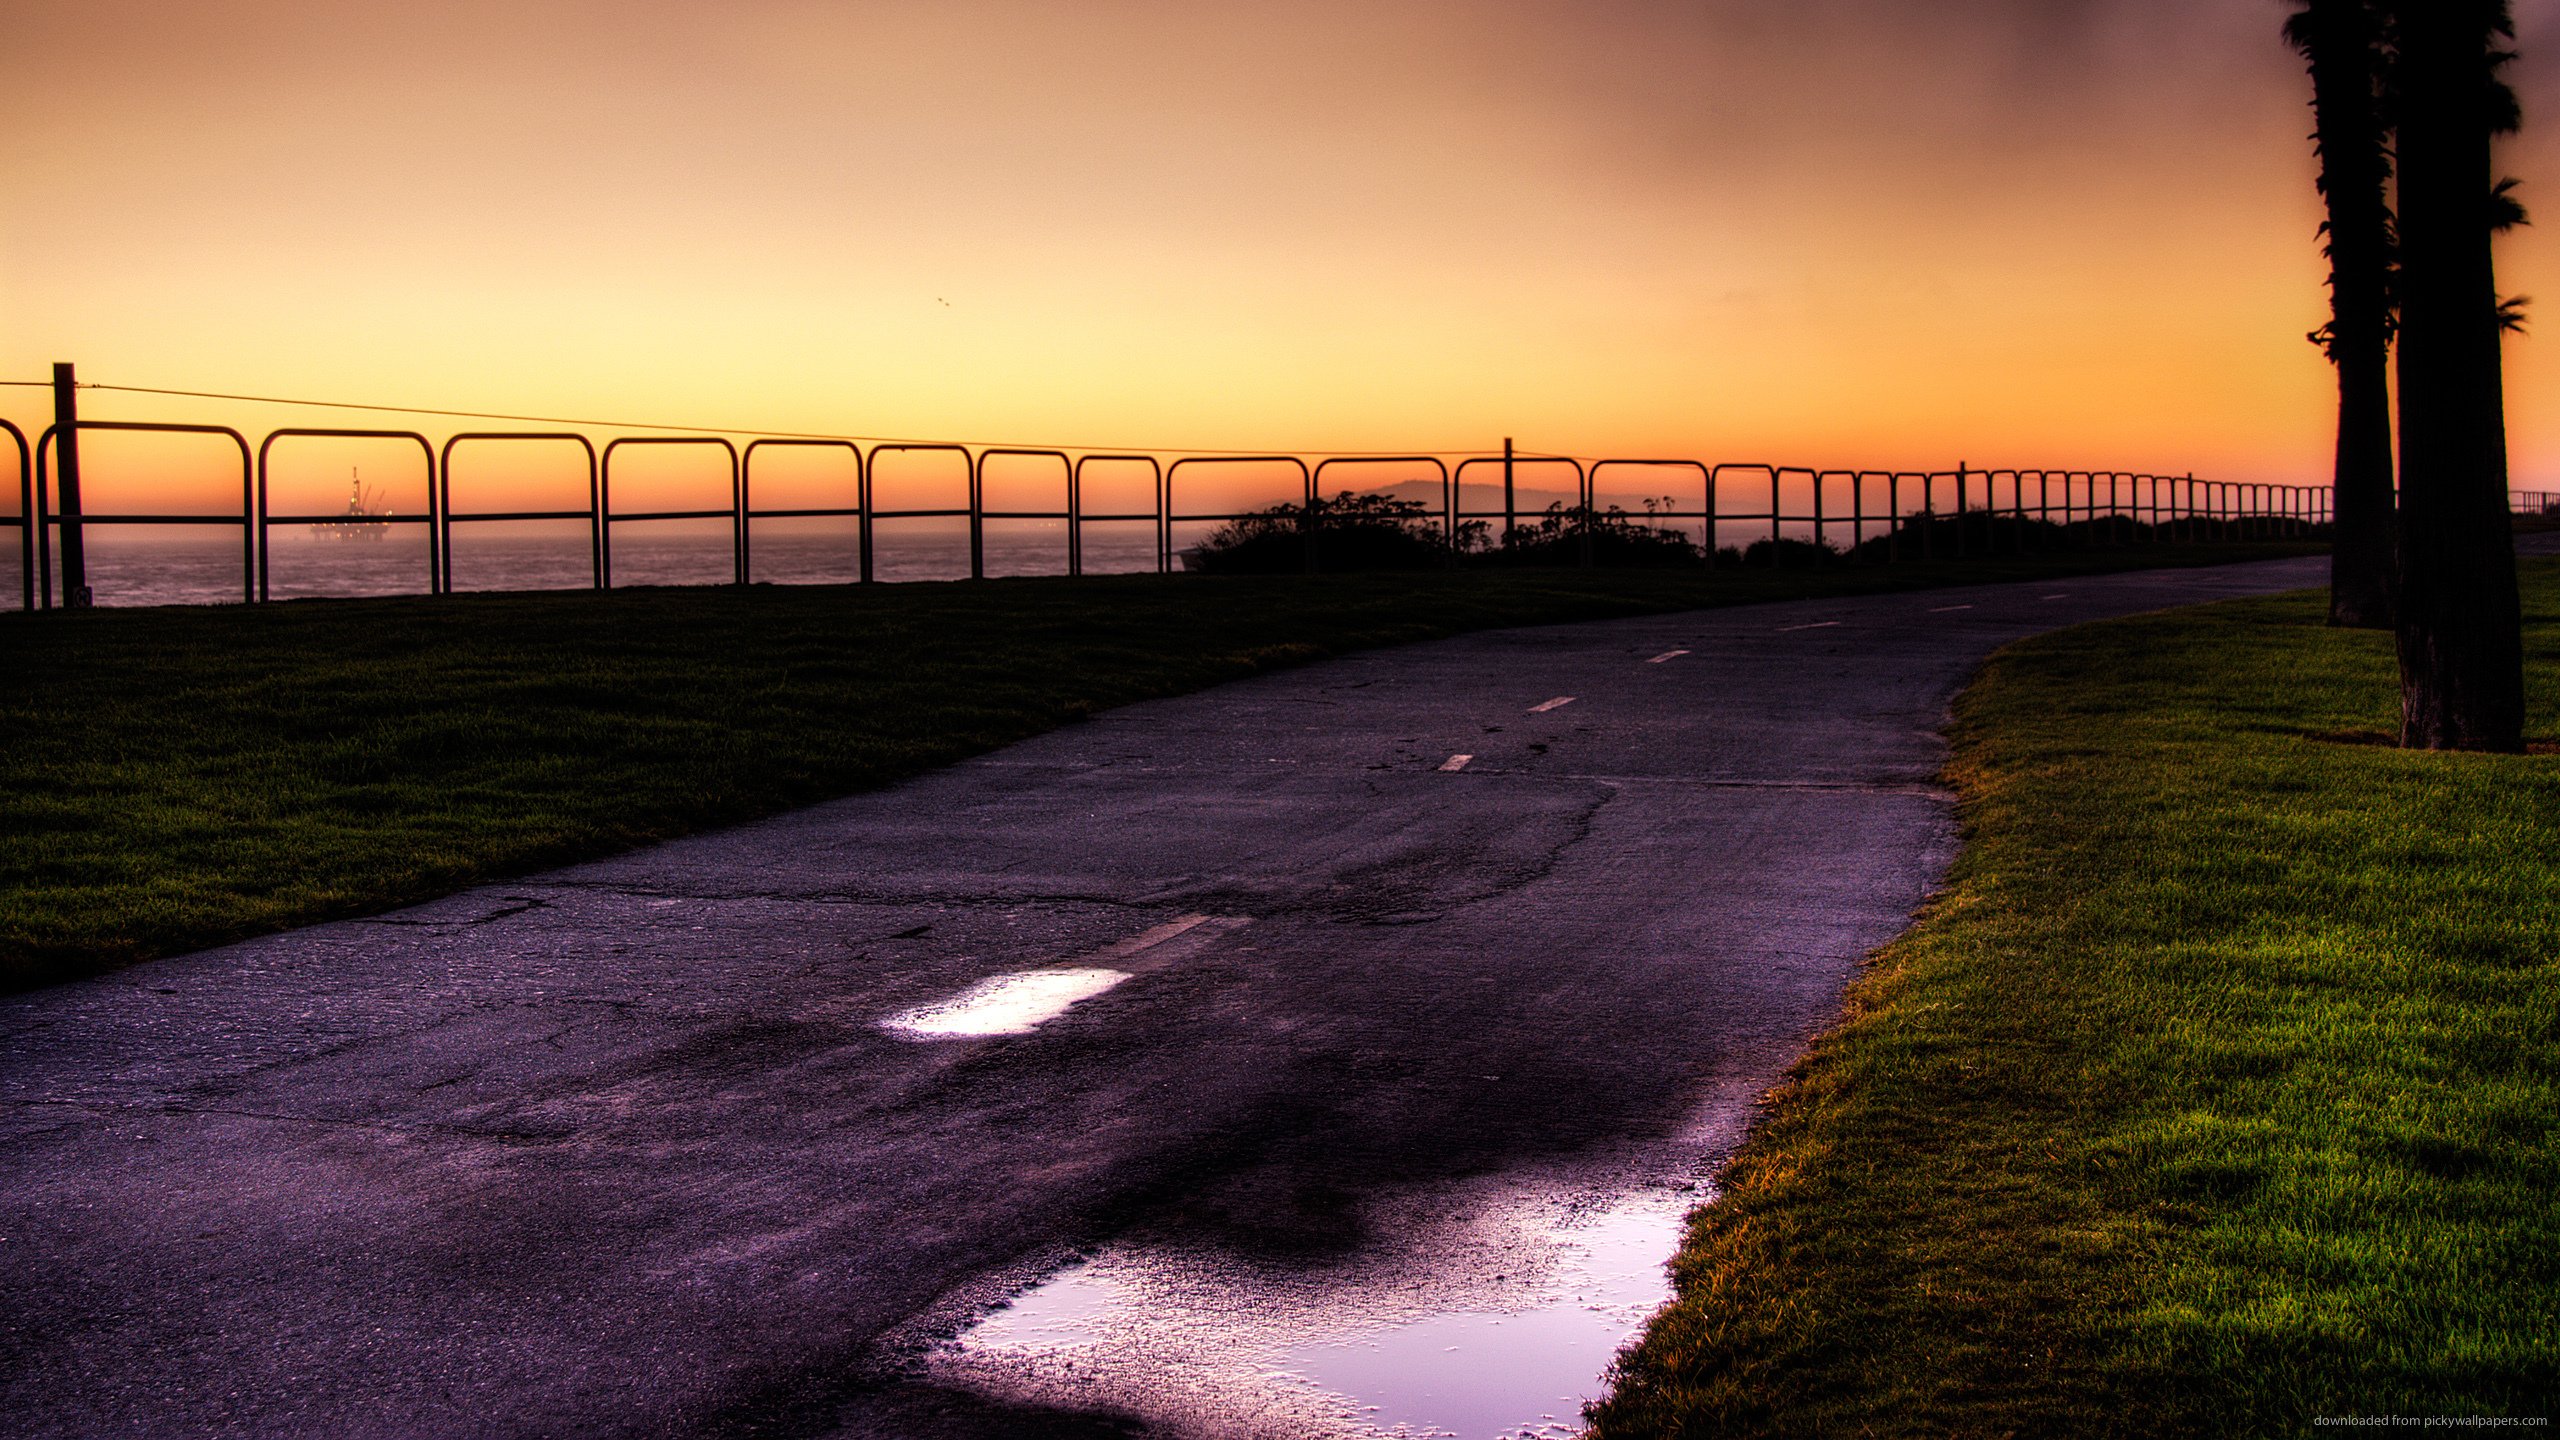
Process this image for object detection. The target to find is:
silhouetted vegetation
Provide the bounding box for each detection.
[1837,510,2324,565]
[1480,503,1708,569]
[1735,537,1839,566]
[1184,492,1451,574]
[1186,494,2335,577]
[1188,495,1722,572]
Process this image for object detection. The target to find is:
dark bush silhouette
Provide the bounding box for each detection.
[1185,492,1449,574]
[1740,536,1846,566]
[1189,491,2328,576]
[1843,509,2326,563]
[1845,511,2077,561]
[1480,503,1706,568]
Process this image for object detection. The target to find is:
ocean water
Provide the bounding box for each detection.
[0,519,1195,611]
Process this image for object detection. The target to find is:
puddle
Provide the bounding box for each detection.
[927,1182,1696,1439]
[1285,1199,1682,1437]
[881,968,1131,1038]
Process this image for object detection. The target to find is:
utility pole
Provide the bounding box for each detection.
[52,362,89,608]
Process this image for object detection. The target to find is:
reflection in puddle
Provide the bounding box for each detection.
[881,968,1130,1038]
[933,1185,1694,1439]
[1287,1200,1681,1437]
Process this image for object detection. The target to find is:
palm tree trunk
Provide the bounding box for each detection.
[2330,340,2397,626]
[2392,0,2525,751]
[2292,0,2398,628]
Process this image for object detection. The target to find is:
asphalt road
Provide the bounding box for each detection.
[1,555,2339,1438]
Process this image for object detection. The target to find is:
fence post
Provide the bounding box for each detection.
[52,363,89,608]
[1770,467,1784,565]
[858,457,874,584]
[1305,468,1320,575]
[1578,459,1593,569]
[1443,459,1457,562]
[969,451,985,580]
[1954,462,1969,558]
[1503,436,1516,551]
[1706,465,1721,568]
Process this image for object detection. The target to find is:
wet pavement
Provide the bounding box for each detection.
[0,555,2341,1438]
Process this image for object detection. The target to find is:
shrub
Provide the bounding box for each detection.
[1482,503,1706,569]
[1185,492,1451,574]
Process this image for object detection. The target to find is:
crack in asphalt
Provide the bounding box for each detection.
[7,1097,569,1145]
[360,895,555,929]
[532,870,1640,932]
[514,879,1188,914]
[1570,773,1958,800]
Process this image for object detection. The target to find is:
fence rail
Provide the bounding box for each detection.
[3,404,2369,611]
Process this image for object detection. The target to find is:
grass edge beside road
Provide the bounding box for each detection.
[1591,560,2560,1437]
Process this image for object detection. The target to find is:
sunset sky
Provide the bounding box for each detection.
[5,0,2558,501]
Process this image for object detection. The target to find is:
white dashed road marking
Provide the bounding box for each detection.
[2041,593,2071,600]
[1646,649,1690,664]
[1528,697,1577,713]
[1438,754,1474,772]
[1099,914,1223,958]
[1776,621,1841,633]
[1927,604,1973,613]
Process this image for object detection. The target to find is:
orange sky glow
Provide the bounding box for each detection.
[5,0,2559,514]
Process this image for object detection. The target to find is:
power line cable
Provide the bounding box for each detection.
[19,380,1515,459]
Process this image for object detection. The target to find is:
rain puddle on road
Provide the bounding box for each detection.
[880,968,1130,1038]
[926,1179,1699,1439]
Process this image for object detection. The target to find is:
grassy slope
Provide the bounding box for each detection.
[0,544,2311,992]
[1593,559,2560,1436]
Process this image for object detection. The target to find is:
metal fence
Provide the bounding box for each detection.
[2,405,2342,612]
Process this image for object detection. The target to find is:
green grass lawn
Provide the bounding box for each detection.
[1593,558,2560,1437]
[0,544,2317,993]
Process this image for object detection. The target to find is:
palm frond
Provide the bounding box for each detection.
[2491,176,2530,232]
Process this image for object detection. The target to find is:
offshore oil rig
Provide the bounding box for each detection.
[310,468,392,540]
